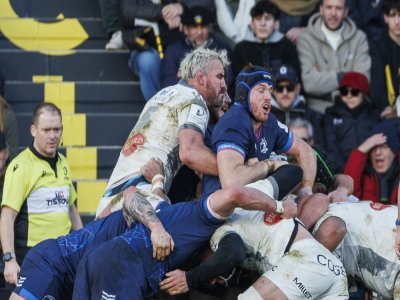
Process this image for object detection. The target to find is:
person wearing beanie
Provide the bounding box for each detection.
[324,71,381,172]
[344,119,399,204]
[160,6,232,88]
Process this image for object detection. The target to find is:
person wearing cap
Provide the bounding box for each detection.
[231,0,301,81]
[160,6,232,88]
[271,63,325,147]
[324,71,381,173]
[344,119,399,204]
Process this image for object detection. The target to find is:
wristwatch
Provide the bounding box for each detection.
[2,252,16,262]
[275,200,284,215]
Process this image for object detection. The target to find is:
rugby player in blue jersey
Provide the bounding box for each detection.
[70,164,301,299]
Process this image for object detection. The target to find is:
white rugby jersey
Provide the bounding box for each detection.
[210,208,297,274]
[96,81,209,216]
[313,201,400,299]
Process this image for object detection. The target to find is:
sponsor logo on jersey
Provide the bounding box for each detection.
[370,202,391,211]
[101,290,116,300]
[259,137,268,154]
[263,212,282,225]
[43,296,55,300]
[122,133,145,156]
[293,277,312,299]
[42,170,46,177]
[13,164,19,172]
[187,104,208,132]
[46,191,68,207]
[317,254,346,277]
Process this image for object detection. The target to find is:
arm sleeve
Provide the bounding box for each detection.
[186,232,246,289]
[177,101,209,136]
[272,119,294,155]
[323,112,346,173]
[297,34,339,96]
[120,0,162,24]
[212,115,253,158]
[343,149,368,198]
[2,161,29,212]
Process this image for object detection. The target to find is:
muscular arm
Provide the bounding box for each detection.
[179,128,218,176]
[122,188,174,260]
[69,203,83,231]
[286,135,317,194]
[0,206,19,284]
[327,174,354,203]
[217,150,268,188]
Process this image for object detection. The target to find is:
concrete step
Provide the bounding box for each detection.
[0,49,135,82]
[5,81,145,114]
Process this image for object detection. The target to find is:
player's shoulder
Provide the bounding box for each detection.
[152,82,206,108]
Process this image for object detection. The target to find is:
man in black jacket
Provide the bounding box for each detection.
[369,0,400,115]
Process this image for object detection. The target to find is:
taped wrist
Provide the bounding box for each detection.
[186,233,246,289]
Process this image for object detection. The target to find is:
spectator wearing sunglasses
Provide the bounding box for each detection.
[271,64,325,147]
[324,71,381,172]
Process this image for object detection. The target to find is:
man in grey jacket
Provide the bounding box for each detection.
[297,0,371,114]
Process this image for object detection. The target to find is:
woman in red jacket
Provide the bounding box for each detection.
[344,119,399,204]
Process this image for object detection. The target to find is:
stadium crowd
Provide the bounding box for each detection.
[0,0,400,299]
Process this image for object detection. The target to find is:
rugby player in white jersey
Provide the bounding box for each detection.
[159,177,349,299]
[313,200,400,299]
[96,48,230,217]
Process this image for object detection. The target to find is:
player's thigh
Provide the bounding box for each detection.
[263,239,347,300]
[13,240,69,300]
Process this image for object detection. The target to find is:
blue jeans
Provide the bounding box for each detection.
[128,48,160,101]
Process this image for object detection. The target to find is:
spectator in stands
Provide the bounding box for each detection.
[324,72,381,173]
[370,0,400,116]
[214,0,255,44]
[0,103,83,285]
[160,6,232,88]
[269,0,319,44]
[231,0,300,80]
[271,64,324,147]
[0,131,9,200]
[0,73,19,160]
[99,0,124,50]
[121,1,216,101]
[121,0,182,101]
[297,0,371,114]
[344,119,399,204]
[347,0,384,40]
